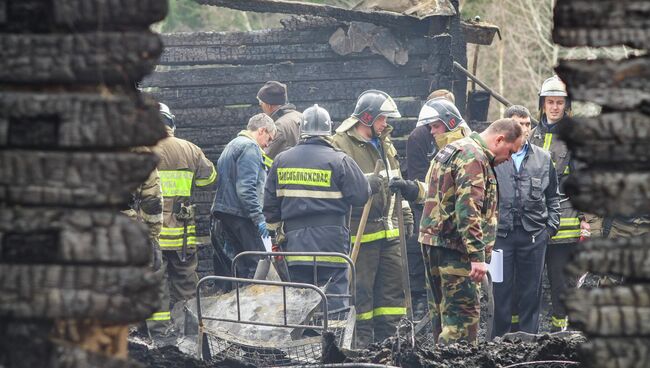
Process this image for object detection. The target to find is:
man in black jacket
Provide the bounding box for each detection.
[491,105,561,338]
[264,104,375,310]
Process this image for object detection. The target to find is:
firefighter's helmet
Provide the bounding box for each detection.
[159,102,176,130]
[416,97,464,131]
[538,75,571,117]
[301,104,332,137]
[351,90,401,126]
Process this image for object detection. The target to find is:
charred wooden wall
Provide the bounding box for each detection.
[142,20,455,270]
[554,1,650,367]
[0,0,166,366]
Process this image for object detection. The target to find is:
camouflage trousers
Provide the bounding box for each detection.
[422,245,480,345]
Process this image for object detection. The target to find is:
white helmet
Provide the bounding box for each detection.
[539,76,568,97]
[159,102,176,129]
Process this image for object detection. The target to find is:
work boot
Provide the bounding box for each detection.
[550,315,568,333]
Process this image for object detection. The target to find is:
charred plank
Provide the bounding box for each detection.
[0,209,150,266]
[0,0,167,32]
[581,338,650,368]
[0,151,158,207]
[553,0,650,48]
[0,265,159,322]
[194,0,446,34]
[566,239,650,280]
[0,90,165,148]
[0,32,162,85]
[142,57,435,88]
[565,171,650,216]
[555,56,650,108]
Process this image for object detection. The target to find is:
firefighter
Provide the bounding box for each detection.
[529,76,590,332]
[150,103,217,337]
[331,90,414,347]
[257,81,303,160]
[263,104,375,310]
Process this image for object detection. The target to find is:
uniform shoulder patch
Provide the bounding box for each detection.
[434,145,459,164]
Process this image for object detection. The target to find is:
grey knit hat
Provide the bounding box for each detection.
[257,81,288,105]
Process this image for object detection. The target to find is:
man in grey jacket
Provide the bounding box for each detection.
[257,81,303,160]
[491,105,561,338]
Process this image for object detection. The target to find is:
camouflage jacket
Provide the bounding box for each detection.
[418,132,498,263]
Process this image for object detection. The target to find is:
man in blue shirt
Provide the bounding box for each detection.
[491,105,561,338]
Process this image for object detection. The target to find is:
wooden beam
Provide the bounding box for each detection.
[194,0,442,34]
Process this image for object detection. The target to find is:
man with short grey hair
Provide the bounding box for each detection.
[212,113,277,278]
[491,105,561,338]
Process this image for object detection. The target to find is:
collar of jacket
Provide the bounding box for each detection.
[469,131,495,162]
[300,136,335,148]
[345,123,394,144]
[165,126,175,137]
[539,115,564,133]
[270,103,297,121]
[237,130,262,149]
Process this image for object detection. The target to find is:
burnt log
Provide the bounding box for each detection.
[581,338,650,368]
[0,32,162,85]
[159,34,447,65]
[0,265,160,321]
[194,0,453,35]
[566,286,650,336]
[555,56,650,109]
[0,209,151,266]
[0,0,167,33]
[566,239,650,280]
[153,77,434,109]
[142,56,441,88]
[553,0,650,49]
[0,151,158,207]
[0,90,165,148]
[564,171,650,216]
[170,99,423,131]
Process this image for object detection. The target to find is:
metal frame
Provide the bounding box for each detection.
[232,251,357,307]
[196,275,330,360]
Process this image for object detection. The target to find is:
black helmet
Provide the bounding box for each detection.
[351,90,401,126]
[301,104,332,137]
[416,97,464,131]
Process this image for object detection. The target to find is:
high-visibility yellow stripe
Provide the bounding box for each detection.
[350,228,400,244]
[563,165,570,175]
[511,314,519,324]
[195,167,217,187]
[147,311,171,321]
[357,310,374,321]
[551,316,568,328]
[373,307,407,317]
[356,307,407,321]
[277,189,343,199]
[543,133,553,151]
[161,226,196,236]
[159,170,194,197]
[559,218,580,228]
[263,153,273,169]
[159,237,198,248]
[277,168,332,187]
[552,229,581,240]
[285,255,348,264]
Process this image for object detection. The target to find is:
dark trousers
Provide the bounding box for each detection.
[492,227,548,338]
[546,242,576,327]
[408,205,427,298]
[289,265,349,311]
[217,212,265,279]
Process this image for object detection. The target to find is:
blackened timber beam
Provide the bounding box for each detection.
[194,0,447,34]
[581,338,650,368]
[553,0,650,49]
[564,171,650,216]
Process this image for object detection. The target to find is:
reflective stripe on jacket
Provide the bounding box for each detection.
[331,119,414,244]
[530,117,581,244]
[152,128,216,251]
[264,137,370,266]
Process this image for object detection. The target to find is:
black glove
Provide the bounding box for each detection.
[367,174,383,195]
[389,177,419,202]
[406,224,414,239]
